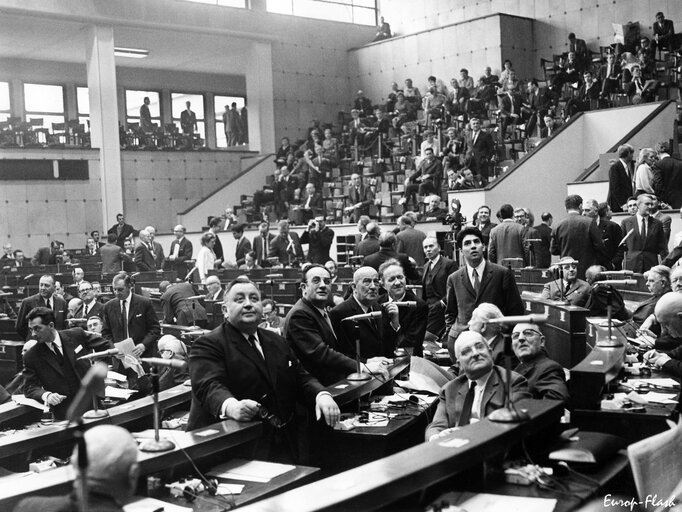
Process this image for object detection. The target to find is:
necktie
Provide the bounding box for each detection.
[472,269,480,293]
[248,335,264,360]
[458,381,477,426]
[84,304,89,317]
[322,310,337,339]
[48,342,64,364]
[45,298,51,310]
[641,218,647,243]
[263,238,267,260]
[121,300,129,338]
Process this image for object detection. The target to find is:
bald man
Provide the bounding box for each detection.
[644,293,682,375]
[329,266,398,360]
[425,331,530,441]
[167,224,193,279]
[13,424,139,512]
[157,334,190,390]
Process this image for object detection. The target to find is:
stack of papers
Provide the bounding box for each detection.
[208,459,295,483]
[124,497,192,512]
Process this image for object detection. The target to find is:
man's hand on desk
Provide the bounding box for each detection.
[42,392,67,407]
[428,427,458,442]
[315,393,340,427]
[644,349,671,368]
[365,357,391,380]
[221,398,260,421]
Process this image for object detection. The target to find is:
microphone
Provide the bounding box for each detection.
[341,311,383,322]
[599,270,634,276]
[140,357,188,370]
[66,362,108,424]
[23,274,34,281]
[184,266,198,282]
[486,314,549,325]
[184,295,205,301]
[77,348,120,360]
[619,228,634,247]
[593,279,638,287]
[524,238,542,243]
[385,301,417,308]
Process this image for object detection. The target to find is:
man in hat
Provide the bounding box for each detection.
[541,256,591,306]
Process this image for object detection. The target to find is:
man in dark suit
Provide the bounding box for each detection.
[180,101,197,135]
[101,272,160,358]
[464,117,495,186]
[488,204,528,265]
[31,240,62,266]
[476,205,497,247]
[396,215,427,267]
[425,331,530,441]
[550,194,607,280]
[568,32,589,70]
[22,307,110,420]
[652,141,682,209]
[204,275,224,302]
[100,233,132,274]
[541,256,591,306]
[330,266,398,360]
[232,223,252,267]
[146,226,165,270]
[619,194,667,273]
[285,265,389,386]
[253,221,275,267]
[445,227,524,348]
[296,183,324,224]
[71,281,104,325]
[356,222,381,257]
[345,173,375,222]
[167,224,193,280]
[511,322,569,402]
[160,281,208,328]
[274,166,299,219]
[404,147,442,209]
[533,212,553,268]
[16,274,69,340]
[268,220,304,267]
[378,259,428,356]
[653,12,677,52]
[300,216,334,264]
[422,237,458,341]
[107,213,136,248]
[208,216,224,263]
[134,229,156,271]
[607,144,635,213]
[187,277,339,463]
[363,232,420,282]
[596,202,623,269]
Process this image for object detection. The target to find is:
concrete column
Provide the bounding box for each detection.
[85,24,123,228]
[244,41,275,153]
[10,79,24,118]
[205,92,216,149]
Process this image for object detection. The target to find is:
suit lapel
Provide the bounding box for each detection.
[477,263,493,297]
[227,324,272,385]
[40,343,64,375]
[460,269,476,298]
[481,371,501,414]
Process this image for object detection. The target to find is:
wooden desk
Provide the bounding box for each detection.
[522,296,589,367]
[0,419,262,511]
[236,399,564,512]
[0,384,192,469]
[325,356,410,406]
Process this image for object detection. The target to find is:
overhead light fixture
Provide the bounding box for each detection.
[114,47,149,59]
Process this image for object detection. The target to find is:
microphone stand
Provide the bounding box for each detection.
[82,357,107,420]
[74,418,88,512]
[488,332,530,423]
[555,266,569,305]
[347,321,370,381]
[594,283,623,347]
[139,363,175,452]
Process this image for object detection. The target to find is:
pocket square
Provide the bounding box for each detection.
[135,314,142,318]
[288,360,292,367]
[75,345,83,354]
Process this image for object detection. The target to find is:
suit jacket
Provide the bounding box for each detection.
[348,185,374,217]
[411,158,443,191]
[161,282,208,326]
[533,223,553,268]
[168,237,193,279]
[363,248,420,281]
[22,328,109,419]
[652,155,682,209]
[107,223,136,248]
[378,290,428,356]
[253,233,276,266]
[514,352,569,403]
[488,220,528,265]
[422,256,459,303]
[464,130,495,172]
[235,236,252,266]
[180,109,197,134]
[619,215,667,273]
[205,288,225,302]
[597,218,623,269]
[425,367,530,439]
[541,278,591,306]
[396,227,427,266]
[300,192,324,214]
[187,322,324,461]
[284,298,355,386]
[16,293,69,340]
[152,241,165,269]
[356,235,380,257]
[445,261,524,335]
[100,242,131,274]
[607,160,633,213]
[213,233,224,261]
[101,293,160,353]
[74,300,104,322]
[32,247,57,266]
[550,212,607,279]
[300,226,335,264]
[268,232,304,266]
[134,242,156,271]
[275,176,299,204]
[329,297,397,360]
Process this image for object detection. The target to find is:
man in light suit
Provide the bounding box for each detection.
[253,221,275,268]
[16,274,69,340]
[167,224,193,280]
[232,223,252,267]
[607,144,634,213]
[541,256,591,306]
[22,307,110,420]
[134,229,156,271]
[146,226,165,270]
[422,237,458,341]
[488,204,528,265]
[268,220,304,267]
[425,331,530,441]
[619,194,667,273]
[445,227,524,354]
[187,277,339,463]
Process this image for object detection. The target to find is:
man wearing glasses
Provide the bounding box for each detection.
[188,276,339,463]
[511,323,569,403]
[16,274,69,340]
[540,256,590,306]
[72,281,104,324]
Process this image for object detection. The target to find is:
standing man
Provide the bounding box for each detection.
[145,226,165,270]
[22,307,109,420]
[607,144,635,213]
[208,216,225,264]
[488,204,527,265]
[187,277,340,463]
[253,221,275,267]
[139,97,153,131]
[476,205,497,247]
[356,222,381,257]
[533,212,553,269]
[167,224,193,280]
[422,237,458,342]
[226,102,241,146]
[232,223,252,267]
[595,202,623,270]
[134,229,156,272]
[651,196,672,256]
[445,227,524,350]
[652,141,682,209]
[396,215,427,267]
[180,101,197,135]
[300,216,335,265]
[465,117,495,187]
[16,274,69,340]
[107,213,136,248]
[550,194,606,280]
[619,194,667,273]
[268,220,304,267]
[345,173,374,222]
[101,272,160,358]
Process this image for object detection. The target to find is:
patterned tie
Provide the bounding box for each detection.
[458,381,477,426]
[121,300,128,338]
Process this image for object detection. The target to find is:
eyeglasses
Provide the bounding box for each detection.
[511,329,542,340]
[258,395,292,429]
[159,349,175,357]
[560,264,578,269]
[79,288,93,294]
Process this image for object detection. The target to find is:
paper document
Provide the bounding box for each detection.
[209,459,295,483]
[437,492,556,512]
[11,394,46,410]
[124,497,192,512]
[107,370,128,382]
[115,338,145,377]
[105,386,137,399]
[627,378,679,388]
[217,483,244,495]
